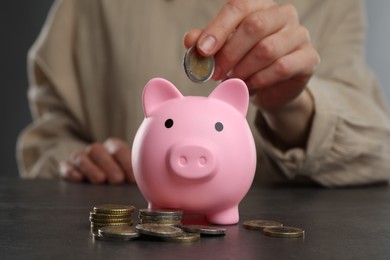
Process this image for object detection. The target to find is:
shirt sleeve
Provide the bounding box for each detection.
[16,0,88,179]
[255,0,390,187]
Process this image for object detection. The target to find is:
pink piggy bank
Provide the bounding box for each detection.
[132,78,256,225]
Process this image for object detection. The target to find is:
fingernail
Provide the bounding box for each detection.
[198,35,216,55]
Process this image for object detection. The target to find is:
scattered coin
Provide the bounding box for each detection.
[98,226,140,241]
[136,224,183,238]
[243,220,283,231]
[263,226,305,238]
[90,205,230,243]
[181,225,226,236]
[163,232,201,243]
[183,45,215,83]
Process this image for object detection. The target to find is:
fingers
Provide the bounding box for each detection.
[247,45,320,91]
[59,161,83,182]
[231,25,310,81]
[189,1,320,112]
[184,29,202,49]
[197,0,270,56]
[70,150,106,184]
[215,4,301,80]
[60,139,135,185]
[104,138,135,183]
[87,143,125,184]
[249,47,320,110]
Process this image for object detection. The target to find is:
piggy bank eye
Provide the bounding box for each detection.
[165,119,174,128]
[215,122,223,132]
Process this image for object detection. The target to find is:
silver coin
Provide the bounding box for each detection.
[136,224,183,238]
[139,215,182,221]
[138,208,183,217]
[181,225,226,236]
[139,218,182,226]
[183,45,215,83]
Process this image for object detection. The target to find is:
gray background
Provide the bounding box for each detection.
[1,1,389,177]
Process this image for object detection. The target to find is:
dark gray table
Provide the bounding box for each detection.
[1,176,390,260]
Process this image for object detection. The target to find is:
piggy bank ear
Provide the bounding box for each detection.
[209,78,249,116]
[143,78,183,117]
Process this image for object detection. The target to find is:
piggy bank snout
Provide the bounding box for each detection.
[168,144,217,180]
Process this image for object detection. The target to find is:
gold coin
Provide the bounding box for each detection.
[98,226,139,240]
[90,212,132,219]
[92,233,131,242]
[136,224,183,238]
[90,217,133,224]
[93,204,135,215]
[183,45,215,83]
[91,222,133,228]
[163,232,201,243]
[139,218,181,226]
[263,226,305,238]
[243,220,283,231]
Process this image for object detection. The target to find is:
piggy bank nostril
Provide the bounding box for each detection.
[198,156,207,166]
[179,156,188,166]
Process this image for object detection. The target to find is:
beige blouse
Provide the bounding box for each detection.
[17,0,390,187]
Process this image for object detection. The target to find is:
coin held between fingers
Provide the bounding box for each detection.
[184,45,215,83]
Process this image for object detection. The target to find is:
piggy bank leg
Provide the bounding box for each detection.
[207,206,239,225]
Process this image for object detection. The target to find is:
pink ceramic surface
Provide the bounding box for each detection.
[132,78,256,225]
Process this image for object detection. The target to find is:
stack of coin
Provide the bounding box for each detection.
[89,204,135,235]
[138,208,183,226]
